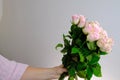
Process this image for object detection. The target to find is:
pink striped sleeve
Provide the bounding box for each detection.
[0,55,28,80]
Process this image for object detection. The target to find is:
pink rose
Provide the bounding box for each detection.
[91,22,101,33]
[87,32,100,42]
[82,22,101,35]
[99,27,108,39]
[72,14,80,25]
[97,37,107,48]
[78,15,86,28]
[107,37,114,46]
[82,22,92,34]
[100,44,112,53]
[97,37,113,53]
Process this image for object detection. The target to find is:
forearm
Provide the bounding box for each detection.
[20,65,66,80]
[20,66,55,80]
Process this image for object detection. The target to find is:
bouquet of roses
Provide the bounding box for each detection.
[56,14,114,80]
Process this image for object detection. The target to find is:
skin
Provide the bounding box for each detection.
[20,65,67,80]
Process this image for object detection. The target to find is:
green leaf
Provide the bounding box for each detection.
[68,67,76,76]
[75,39,82,47]
[88,54,100,65]
[62,55,70,67]
[70,24,81,39]
[55,43,63,50]
[77,63,87,71]
[87,42,97,50]
[98,51,108,55]
[92,63,102,77]
[63,34,70,47]
[68,76,74,80]
[86,67,93,80]
[61,47,67,54]
[79,53,85,62]
[59,72,68,80]
[71,47,79,54]
[86,55,92,62]
[77,70,86,78]
[82,48,90,55]
[65,35,72,39]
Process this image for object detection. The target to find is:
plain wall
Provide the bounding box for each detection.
[0,0,2,21]
[0,0,119,80]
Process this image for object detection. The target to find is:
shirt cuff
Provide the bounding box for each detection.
[11,62,29,80]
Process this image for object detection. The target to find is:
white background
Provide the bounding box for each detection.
[0,0,119,80]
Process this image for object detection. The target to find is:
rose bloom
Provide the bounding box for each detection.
[97,37,113,53]
[97,37,107,48]
[94,21,100,26]
[72,14,80,25]
[87,32,100,42]
[99,27,108,39]
[100,44,112,53]
[78,15,86,28]
[107,37,114,46]
[82,21,101,35]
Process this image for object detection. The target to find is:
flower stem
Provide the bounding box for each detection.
[81,41,86,48]
[75,75,78,80]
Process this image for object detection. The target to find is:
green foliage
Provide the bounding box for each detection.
[56,43,63,50]
[59,72,68,80]
[92,63,102,77]
[86,67,93,80]
[77,70,86,78]
[71,47,80,54]
[87,42,97,50]
[98,51,107,55]
[87,53,100,65]
[68,76,74,80]
[56,24,105,80]
[79,53,85,62]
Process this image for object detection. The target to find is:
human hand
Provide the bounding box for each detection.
[20,65,67,80]
[49,65,67,79]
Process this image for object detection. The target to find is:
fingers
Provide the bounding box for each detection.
[59,64,64,67]
[50,65,67,79]
[54,65,67,74]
